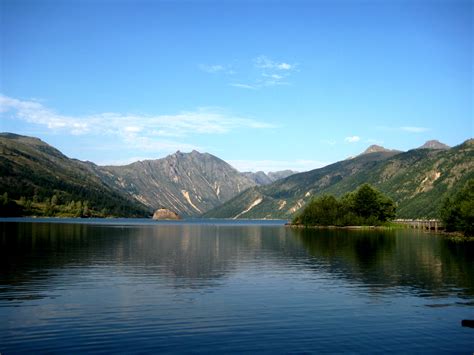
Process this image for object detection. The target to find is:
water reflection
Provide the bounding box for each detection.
[1,222,474,301]
[293,228,474,297]
[1,221,474,353]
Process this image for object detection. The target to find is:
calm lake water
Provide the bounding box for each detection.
[1,219,473,353]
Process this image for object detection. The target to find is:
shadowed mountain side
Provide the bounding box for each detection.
[0,133,150,217]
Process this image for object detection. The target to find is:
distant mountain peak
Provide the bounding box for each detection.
[361,145,398,155]
[171,149,204,158]
[243,170,298,186]
[418,140,450,150]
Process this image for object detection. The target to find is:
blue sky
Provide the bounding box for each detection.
[1,0,472,172]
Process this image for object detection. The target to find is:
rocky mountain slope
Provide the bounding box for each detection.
[243,170,297,185]
[418,140,450,150]
[360,145,401,155]
[0,133,299,217]
[2,133,468,219]
[99,150,258,216]
[0,133,150,217]
[204,140,473,219]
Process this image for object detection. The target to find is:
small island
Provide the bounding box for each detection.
[152,208,181,220]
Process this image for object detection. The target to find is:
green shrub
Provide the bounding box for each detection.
[293,184,396,227]
[440,179,474,236]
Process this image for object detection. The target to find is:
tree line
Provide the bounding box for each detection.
[0,192,105,218]
[293,180,473,236]
[440,179,473,236]
[292,184,396,227]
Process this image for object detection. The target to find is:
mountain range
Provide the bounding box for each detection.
[204,139,473,219]
[0,133,295,217]
[1,133,472,219]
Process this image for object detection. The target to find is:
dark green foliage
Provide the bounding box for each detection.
[440,179,474,236]
[0,133,151,217]
[352,184,380,218]
[0,192,24,217]
[293,184,396,226]
[296,195,342,226]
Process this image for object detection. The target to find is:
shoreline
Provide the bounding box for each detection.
[285,223,390,230]
[287,223,473,240]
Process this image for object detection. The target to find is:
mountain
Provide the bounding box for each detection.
[0,133,297,217]
[0,133,149,217]
[99,150,257,216]
[3,133,469,219]
[360,145,401,155]
[243,171,273,185]
[419,140,450,150]
[204,140,474,219]
[268,170,298,181]
[243,170,297,185]
[203,150,401,219]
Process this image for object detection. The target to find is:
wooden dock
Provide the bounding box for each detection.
[394,219,444,232]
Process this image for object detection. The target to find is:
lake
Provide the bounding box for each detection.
[1,219,473,353]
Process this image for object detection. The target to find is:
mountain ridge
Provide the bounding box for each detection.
[243,170,297,185]
[204,139,473,219]
[99,150,258,216]
[1,132,469,219]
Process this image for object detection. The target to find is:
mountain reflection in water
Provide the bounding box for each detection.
[1,220,473,353]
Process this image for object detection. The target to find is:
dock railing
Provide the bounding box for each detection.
[393,219,444,232]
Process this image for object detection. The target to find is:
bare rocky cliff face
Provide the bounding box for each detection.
[100,150,258,216]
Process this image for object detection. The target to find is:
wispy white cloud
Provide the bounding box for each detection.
[400,126,429,133]
[229,83,257,90]
[254,55,294,71]
[345,136,361,143]
[0,95,89,135]
[263,73,284,80]
[205,55,297,90]
[0,94,275,153]
[199,64,226,73]
[228,159,328,173]
[243,55,297,89]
